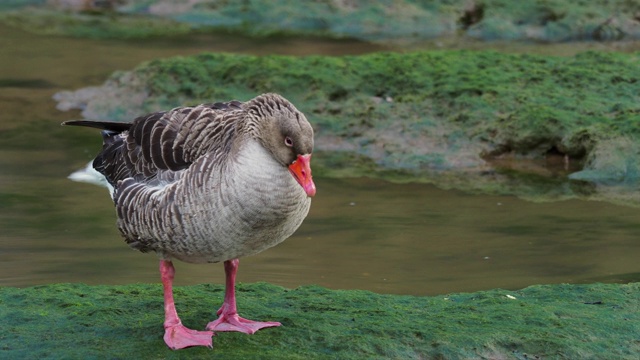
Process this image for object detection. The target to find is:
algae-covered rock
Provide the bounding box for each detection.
[53,50,640,205]
[1,282,638,358]
[0,5,193,39]
[2,0,640,42]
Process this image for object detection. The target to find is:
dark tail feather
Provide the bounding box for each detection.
[62,120,132,133]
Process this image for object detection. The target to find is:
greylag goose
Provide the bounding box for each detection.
[63,93,316,349]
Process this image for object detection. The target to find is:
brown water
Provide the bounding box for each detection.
[1,25,639,296]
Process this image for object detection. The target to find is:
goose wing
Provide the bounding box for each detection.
[63,101,244,188]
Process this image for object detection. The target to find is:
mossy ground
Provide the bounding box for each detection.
[1,282,638,359]
[2,0,639,42]
[0,6,193,39]
[54,50,640,205]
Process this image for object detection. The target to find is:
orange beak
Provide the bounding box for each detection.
[288,154,316,197]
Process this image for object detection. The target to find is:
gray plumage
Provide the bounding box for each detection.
[64,93,314,264]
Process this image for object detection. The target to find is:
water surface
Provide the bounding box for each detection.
[1,25,639,296]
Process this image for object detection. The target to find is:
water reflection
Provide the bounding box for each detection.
[0,24,639,296]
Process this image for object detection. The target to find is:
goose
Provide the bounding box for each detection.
[63,93,316,349]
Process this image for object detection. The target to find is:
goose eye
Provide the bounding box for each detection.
[284,136,293,147]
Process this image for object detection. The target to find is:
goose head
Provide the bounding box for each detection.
[245,94,316,197]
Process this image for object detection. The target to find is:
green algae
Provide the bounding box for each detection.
[54,49,640,205]
[0,7,192,39]
[2,0,639,42]
[465,0,640,42]
[1,282,638,358]
[0,0,44,12]
[66,50,640,153]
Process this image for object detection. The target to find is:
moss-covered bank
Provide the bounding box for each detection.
[2,0,640,42]
[54,50,640,205]
[1,282,638,359]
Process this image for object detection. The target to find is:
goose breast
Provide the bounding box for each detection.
[117,138,311,264]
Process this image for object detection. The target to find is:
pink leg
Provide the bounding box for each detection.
[206,259,281,334]
[160,260,213,349]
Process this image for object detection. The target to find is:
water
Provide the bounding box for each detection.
[1,25,639,296]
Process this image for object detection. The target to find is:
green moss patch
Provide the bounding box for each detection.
[0,7,192,39]
[55,50,640,205]
[2,1,639,42]
[1,282,638,358]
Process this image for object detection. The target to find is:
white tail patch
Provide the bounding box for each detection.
[68,161,115,198]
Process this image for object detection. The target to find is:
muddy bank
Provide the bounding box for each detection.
[54,50,640,206]
[1,282,638,358]
[2,0,640,42]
